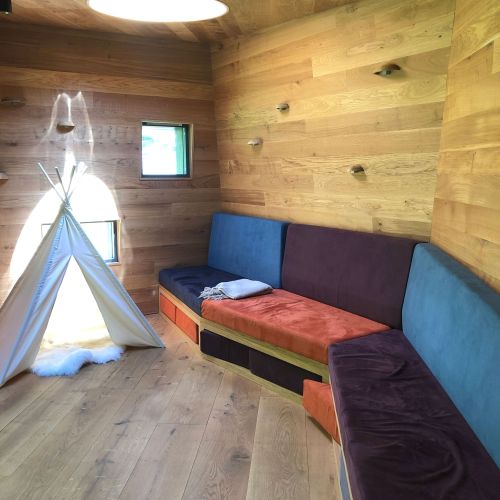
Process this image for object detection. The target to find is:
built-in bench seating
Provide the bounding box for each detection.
[329,244,500,499]
[202,224,417,367]
[158,213,500,498]
[160,213,417,398]
[159,212,288,342]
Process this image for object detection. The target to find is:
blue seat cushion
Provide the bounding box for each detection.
[159,266,242,315]
[208,212,288,289]
[329,330,500,500]
[403,244,500,466]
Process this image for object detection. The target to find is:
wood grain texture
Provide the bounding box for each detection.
[0,24,220,313]
[0,0,356,44]
[212,0,455,240]
[182,372,261,500]
[431,0,500,291]
[306,417,337,500]
[246,396,309,500]
[0,315,337,500]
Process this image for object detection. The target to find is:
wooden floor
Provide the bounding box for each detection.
[0,315,338,500]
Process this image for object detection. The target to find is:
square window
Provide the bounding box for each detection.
[141,122,191,178]
[41,220,119,263]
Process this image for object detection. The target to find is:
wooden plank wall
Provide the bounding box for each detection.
[0,24,219,314]
[212,0,455,240]
[431,0,500,291]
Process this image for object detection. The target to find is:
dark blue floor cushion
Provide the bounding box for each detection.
[329,330,500,500]
[199,329,322,395]
[159,266,242,315]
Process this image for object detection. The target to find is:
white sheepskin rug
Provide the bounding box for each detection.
[32,343,124,377]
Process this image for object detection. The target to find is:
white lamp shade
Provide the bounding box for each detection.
[88,0,229,23]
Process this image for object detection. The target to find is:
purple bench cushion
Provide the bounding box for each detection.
[329,330,500,500]
[282,225,417,328]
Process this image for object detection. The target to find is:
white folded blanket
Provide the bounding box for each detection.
[199,278,272,300]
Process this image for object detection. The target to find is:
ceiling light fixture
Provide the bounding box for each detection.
[0,0,12,15]
[87,0,228,23]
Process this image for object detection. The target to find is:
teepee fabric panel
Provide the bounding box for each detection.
[0,211,72,385]
[65,210,163,348]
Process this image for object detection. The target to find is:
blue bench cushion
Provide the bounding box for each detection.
[403,244,500,466]
[329,330,500,500]
[208,212,288,289]
[159,266,242,315]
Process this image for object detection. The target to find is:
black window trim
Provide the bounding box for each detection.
[140,121,193,180]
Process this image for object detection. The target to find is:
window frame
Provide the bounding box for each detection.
[140,121,193,180]
[41,219,121,265]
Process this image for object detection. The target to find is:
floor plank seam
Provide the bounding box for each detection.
[0,376,59,433]
[179,365,227,499]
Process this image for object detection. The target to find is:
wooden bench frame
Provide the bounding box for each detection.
[200,317,330,382]
[158,287,330,404]
[330,383,354,500]
[159,286,202,328]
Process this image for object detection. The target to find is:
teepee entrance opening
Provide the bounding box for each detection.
[32,256,122,378]
[43,258,109,348]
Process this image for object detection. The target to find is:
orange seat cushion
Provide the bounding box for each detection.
[303,380,340,443]
[175,308,199,344]
[202,289,388,364]
[159,294,176,323]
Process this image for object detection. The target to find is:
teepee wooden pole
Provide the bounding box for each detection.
[66,164,77,197]
[68,163,88,199]
[37,163,66,204]
[54,166,69,202]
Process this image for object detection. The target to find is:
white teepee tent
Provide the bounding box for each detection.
[0,164,164,387]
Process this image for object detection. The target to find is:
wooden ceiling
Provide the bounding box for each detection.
[0,0,355,44]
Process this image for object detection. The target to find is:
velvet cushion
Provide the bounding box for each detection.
[159,265,242,315]
[303,380,340,443]
[201,289,388,363]
[200,329,250,368]
[200,330,322,394]
[403,244,500,466]
[249,350,322,395]
[208,212,288,289]
[329,330,500,500]
[282,224,417,328]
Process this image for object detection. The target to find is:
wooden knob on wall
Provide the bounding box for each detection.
[247,138,263,147]
[374,63,401,76]
[56,122,75,134]
[349,165,365,175]
[275,103,289,111]
[0,97,26,108]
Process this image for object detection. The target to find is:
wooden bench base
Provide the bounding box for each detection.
[200,317,330,383]
[159,286,201,344]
